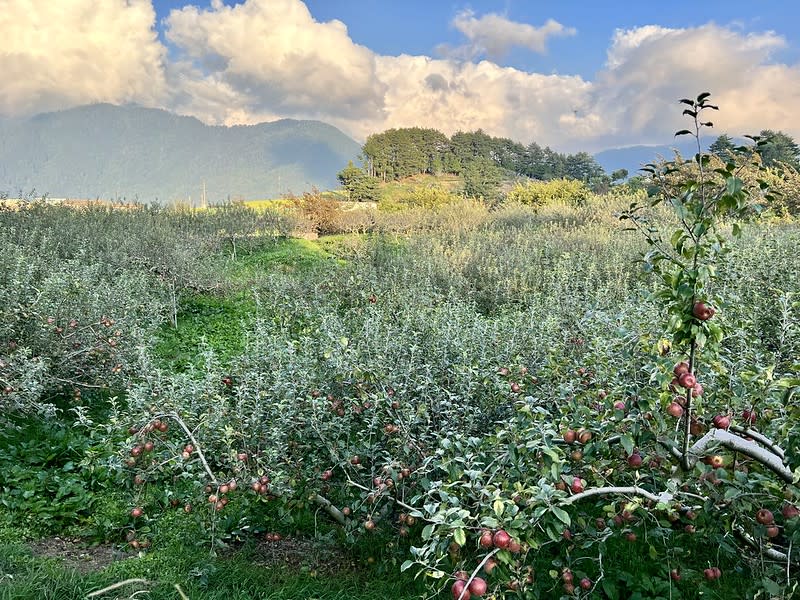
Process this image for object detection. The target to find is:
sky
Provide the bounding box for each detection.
[2,0,800,152]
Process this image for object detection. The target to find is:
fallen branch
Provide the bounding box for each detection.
[86,578,150,598]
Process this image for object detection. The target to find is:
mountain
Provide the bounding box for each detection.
[594,140,711,177]
[0,104,362,203]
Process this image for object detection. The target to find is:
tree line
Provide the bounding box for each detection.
[360,128,606,183]
[339,126,800,202]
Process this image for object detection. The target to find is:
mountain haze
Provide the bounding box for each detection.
[593,140,714,177]
[0,104,362,203]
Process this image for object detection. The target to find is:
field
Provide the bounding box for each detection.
[1,165,799,599]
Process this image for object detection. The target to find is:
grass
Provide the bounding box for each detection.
[153,292,256,371]
[0,540,427,600]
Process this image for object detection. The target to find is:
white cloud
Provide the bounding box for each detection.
[0,0,167,116]
[164,0,386,121]
[589,24,800,147]
[2,1,800,154]
[439,10,576,61]
[361,55,591,147]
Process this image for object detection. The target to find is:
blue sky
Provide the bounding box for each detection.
[151,0,800,78]
[4,0,800,151]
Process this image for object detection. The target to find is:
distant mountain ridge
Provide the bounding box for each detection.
[0,104,362,203]
[593,139,720,177]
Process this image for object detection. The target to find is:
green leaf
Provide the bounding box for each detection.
[551,506,571,526]
[422,524,434,540]
[453,528,466,547]
[493,499,504,518]
[762,578,782,596]
[401,560,414,572]
[620,434,634,457]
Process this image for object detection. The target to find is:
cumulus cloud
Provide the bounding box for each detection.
[164,0,386,121]
[589,24,800,146]
[439,10,576,61]
[3,1,800,154]
[0,0,167,116]
[358,55,592,146]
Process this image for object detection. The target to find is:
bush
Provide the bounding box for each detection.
[378,184,461,213]
[505,178,591,207]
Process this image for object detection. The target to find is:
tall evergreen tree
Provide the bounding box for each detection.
[759,130,800,170]
[709,134,736,162]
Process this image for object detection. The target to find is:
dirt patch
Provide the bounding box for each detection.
[234,536,358,576]
[28,536,134,574]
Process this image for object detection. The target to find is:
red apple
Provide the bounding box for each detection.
[667,402,684,417]
[742,409,756,424]
[782,504,800,519]
[627,453,643,468]
[130,507,143,518]
[492,529,511,549]
[766,526,780,538]
[364,519,375,531]
[571,477,584,494]
[483,558,498,574]
[563,429,576,444]
[670,569,681,581]
[673,361,690,377]
[562,569,573,583]
[678,372,696,389]
[692,301,715,320]
[580,578,592,590]
[613,400,626,411]
[756,509,774,525]
[691,383,703,397]
[712,415,731,429]
[452,580,471,600]
[468,577,487,597]
[479,529,494,548]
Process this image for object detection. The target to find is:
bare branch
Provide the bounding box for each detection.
[687,429,792,482]
[312,493,346,526]
[728,425,786,460]
[459,548,500,600]
[562,486,671,506]
[150,413,218,485]
[734,526,796,564]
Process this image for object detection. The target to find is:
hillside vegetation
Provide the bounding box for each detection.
[0,104,361,203]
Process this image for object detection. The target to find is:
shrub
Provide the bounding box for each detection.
[505,178,591,207]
